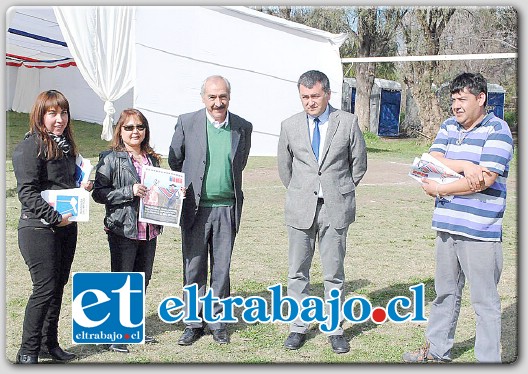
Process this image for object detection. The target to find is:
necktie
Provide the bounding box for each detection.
[312,117,320,161]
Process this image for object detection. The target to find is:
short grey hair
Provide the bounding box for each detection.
[297,70,331,94]
[200,75,231,96]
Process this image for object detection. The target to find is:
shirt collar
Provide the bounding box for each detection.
[127,151,148,166]
[308,105,330,124]
[456,112,493,131]
[206,110,230,129]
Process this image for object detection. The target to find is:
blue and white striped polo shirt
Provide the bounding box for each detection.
[429,113,514,241]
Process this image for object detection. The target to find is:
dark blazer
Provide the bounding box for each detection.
[168,108,252,232]
[277,105,367,230]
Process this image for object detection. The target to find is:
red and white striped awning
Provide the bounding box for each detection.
[6,7,76,68]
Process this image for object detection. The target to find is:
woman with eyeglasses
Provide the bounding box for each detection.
[12,90,93,364]
[92,108,162,353]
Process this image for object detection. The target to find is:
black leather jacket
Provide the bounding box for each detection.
[12,133,77,228]
[92,150,162,239]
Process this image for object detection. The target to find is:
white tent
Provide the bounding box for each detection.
[6,7,134,128]
[5,6,347,156]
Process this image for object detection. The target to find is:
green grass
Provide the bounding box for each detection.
[3,111,518,364]
[362,131,431,160]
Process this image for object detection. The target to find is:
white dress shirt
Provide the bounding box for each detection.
[206,111,230,129]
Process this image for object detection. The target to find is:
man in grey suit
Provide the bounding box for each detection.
[277,70,367,354]
[168,75,252,346]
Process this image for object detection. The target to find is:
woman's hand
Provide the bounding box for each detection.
[133,183,147,198]
[81,180,94,192]
[57,213,73,227]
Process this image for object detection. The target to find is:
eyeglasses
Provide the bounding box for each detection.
[122,124,147,132]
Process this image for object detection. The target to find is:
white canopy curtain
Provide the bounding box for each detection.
[54,6,136,141]
[11,67,39,113]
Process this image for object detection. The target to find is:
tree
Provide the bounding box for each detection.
[440,7,517,123]
[400,7,456,140]
[353,9,377,132]
[348,7,404,132]
[252,6,518,138]
[400,7,517,139]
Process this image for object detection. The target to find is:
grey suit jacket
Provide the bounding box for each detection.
[277,105,367,230]
[168,108,252,232]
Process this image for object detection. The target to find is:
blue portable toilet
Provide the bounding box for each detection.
[487,83,505,119]
[342,78,357,113]
[342,78,402,136]
[371,78,401,137]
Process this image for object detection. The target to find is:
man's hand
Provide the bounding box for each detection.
[462,164,492,192]
[421,178,439,198]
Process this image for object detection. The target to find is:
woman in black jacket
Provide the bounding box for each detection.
[12,90,93,364]
[92,109,162,353]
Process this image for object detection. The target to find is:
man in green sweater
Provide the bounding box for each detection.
[168,75,252,346]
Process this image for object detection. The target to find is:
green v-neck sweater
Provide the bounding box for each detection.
[199,119,235,207]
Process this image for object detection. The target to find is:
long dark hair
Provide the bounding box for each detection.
[110,108,161,162]
[29,90,78,160]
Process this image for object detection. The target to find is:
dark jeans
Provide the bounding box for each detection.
[107,231,157,289]
[18,223,77,355]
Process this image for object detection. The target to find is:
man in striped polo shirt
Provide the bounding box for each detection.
[403,72,514,363]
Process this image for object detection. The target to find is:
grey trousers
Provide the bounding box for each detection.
[426,231,503,363]
[287,201,348,336]
[181,205,236,331]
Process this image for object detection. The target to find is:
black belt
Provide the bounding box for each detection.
[317,198,324,204]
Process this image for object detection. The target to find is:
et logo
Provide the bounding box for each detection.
[72,272,145,344]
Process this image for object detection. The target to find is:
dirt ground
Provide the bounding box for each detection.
[248,156,517,190]
[360,158,414,185]
[251,158,417,186]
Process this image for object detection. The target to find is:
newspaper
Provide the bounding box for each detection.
[41,188,91,222]
[75,154,93,187]
[409,153,463,201]
[139,165,185,228]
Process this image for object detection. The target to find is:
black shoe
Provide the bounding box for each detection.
[328,335,350,354]
[109,344,129,353]
[144,335,158,344]
[40,346,76,361]
[284,332,306,350]
[211,328,229,344]
[16,352,38,364]
[178,327,204,346]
